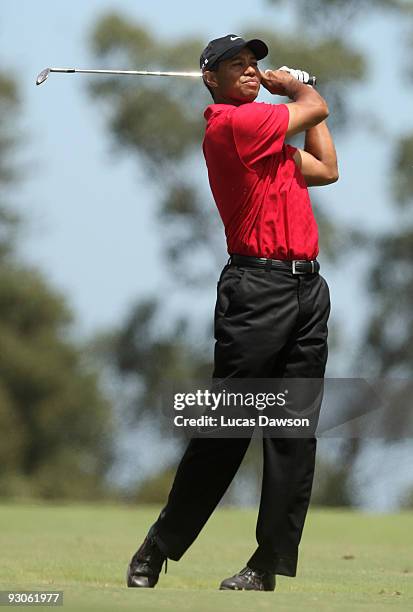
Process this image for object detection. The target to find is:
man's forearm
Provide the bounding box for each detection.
[304,120,338,173]
[285,80,329,114]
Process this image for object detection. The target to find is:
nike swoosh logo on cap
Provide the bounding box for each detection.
[230,36,241,41]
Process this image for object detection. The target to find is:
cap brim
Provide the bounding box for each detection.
[244,39,268,61]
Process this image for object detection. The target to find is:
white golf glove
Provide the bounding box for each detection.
[278,65,310,84]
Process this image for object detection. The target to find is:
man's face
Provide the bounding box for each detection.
[205,47,261,104]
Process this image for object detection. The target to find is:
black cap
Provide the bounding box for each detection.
[200,34,268,72]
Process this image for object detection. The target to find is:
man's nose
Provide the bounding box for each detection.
[244,64,257,75]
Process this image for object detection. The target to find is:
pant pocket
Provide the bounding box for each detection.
[215,267,246,319]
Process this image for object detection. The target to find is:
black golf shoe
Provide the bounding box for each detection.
[219,565,276,591]
[126,534,168,588]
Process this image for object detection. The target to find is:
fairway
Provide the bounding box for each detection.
[0,502,412,611]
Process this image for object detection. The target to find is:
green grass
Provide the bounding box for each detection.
[0,502,412,611]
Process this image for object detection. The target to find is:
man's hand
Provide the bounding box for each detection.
[278,66,310,85]
[260,69,298,97]
[260,66,312,97]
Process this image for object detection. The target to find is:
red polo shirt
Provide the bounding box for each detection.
[202,101,319,260]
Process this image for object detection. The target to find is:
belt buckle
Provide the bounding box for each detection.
[292,260,306,275]
[292,260,316,275]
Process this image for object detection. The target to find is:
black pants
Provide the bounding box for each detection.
[150,262,331,576]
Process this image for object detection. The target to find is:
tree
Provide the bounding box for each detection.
[0,71,20,260]
[361,134,413,378]
[0,64,115,501]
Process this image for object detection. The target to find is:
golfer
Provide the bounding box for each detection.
[127,34,338,591]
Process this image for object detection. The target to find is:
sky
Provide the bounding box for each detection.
[2,1,413,508]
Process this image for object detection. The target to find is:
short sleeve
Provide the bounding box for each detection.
[232,102,289,168]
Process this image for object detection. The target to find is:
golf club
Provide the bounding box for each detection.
[36,67,317,87]
[36,67,204,86]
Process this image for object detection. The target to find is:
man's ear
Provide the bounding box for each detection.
[203,70,219,90]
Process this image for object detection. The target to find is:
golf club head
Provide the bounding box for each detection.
[36,68,50,86]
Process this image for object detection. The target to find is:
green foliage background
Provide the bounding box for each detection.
[1,0,413,506]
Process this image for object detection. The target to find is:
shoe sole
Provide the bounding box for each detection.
[219,586,242,590]
[219,586,270,591]
[219,584,274,591]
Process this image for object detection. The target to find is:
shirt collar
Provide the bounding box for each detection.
[204,104,232,121]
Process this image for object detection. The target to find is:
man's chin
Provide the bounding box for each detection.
[242,95,258,104]
[234,91,259,104]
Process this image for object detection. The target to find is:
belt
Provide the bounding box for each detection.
[229,254,320,275]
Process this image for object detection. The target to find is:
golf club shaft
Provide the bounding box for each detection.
[50,68,203,78]
[36,67,317,86]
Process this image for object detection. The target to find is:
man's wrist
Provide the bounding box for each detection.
[286,79,308,101]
